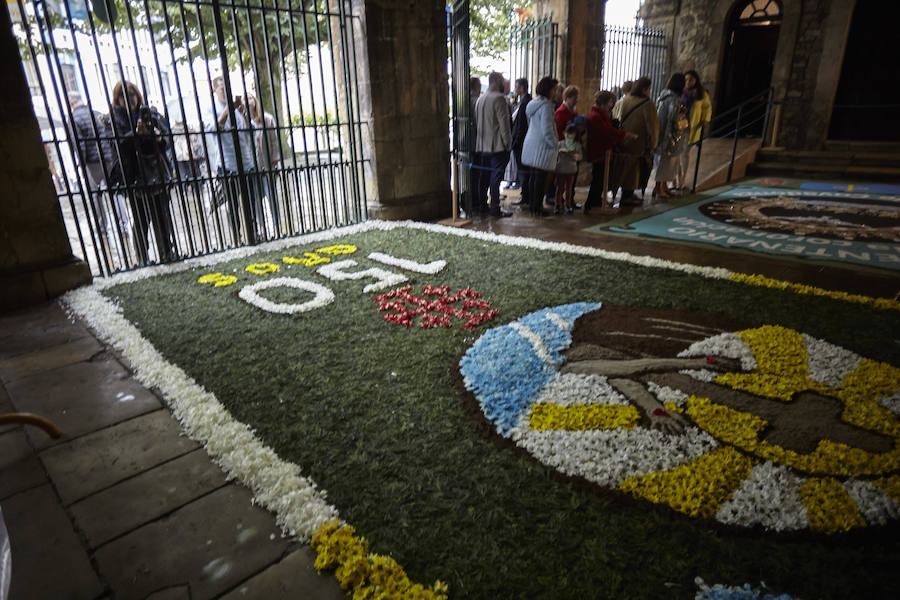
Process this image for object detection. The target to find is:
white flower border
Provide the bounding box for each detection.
[61,220,898,545]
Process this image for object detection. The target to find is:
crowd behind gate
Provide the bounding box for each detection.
[65,74,284,268]
[469,68,711,218]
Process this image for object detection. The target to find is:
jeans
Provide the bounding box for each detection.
[476,150,510,215]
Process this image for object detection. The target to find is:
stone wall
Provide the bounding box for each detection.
[777,0,829,148]
[354,0,451,221]
[0,6,91,313]
[640,0,854,150]
[532,0,604,117]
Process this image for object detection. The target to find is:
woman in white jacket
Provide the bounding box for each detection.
[521,76,559,217]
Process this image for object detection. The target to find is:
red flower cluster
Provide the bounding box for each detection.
[373,285,500,329]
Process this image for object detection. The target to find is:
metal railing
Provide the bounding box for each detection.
[690,88,775,191]
[8,0,367,276]
[600,24,668,101]
[509,15,558,90]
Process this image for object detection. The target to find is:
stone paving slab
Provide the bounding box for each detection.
[219,547,345,600]
[0,453,45,501]
[0,430,46,500]
[0,301,89,359]
[70,449,229,548]
[40,409,198,505]
[0,384,16,434]
[1,484,104,600]
[5,355,162,450]
[0,335,102,384]
[93,484,292,600]
[0,430,31,470]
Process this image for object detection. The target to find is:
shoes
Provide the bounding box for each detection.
[505,182,521,190]
[566,206,574,214]
[554,206,561,215]
[490,210,512,218]
[512,198,527,206]
[573,202,583,210]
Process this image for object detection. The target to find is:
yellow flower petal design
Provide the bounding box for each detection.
[691,327,900,477]
[685,395,768,449]
[283,253,330,267]
[729,272,900,311]
[801,477,866,533]
[715,325,810,401]
[836,359,900,437]
[197,272,238,287]
[529,403,640,431]
[245,262,280,275]
[618,446,756,518]
[311,520,448,599]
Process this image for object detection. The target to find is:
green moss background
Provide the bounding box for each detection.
[105,227,900,599]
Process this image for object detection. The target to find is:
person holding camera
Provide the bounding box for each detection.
[107,81,177,265]
[206,76,258,240]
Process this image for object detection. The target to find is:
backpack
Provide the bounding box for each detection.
[664,99,690,155]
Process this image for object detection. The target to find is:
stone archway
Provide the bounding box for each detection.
[707,0,801,114]
[717,0,783,115]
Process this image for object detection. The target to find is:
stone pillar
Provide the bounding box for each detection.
[533,0,605,116]
[353,0,451,221]
[0,6,91,313]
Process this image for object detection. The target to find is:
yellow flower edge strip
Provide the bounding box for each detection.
[618,446,756,519]
[729,272,900,311]
[800,477,866,534]
[529,403,641,431]
[311,520,449,600]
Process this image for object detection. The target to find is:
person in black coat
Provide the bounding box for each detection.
[108,81,178,265]
[510,78,531,205]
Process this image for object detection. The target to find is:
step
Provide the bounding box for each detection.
[755,148,900,167]
[746,161,900,182]
[824,140,900,154]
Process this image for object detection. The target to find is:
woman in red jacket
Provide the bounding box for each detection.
[584,90,635,212]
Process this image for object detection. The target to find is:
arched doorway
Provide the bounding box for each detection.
[828,1,900,141]
[717,0,782,114]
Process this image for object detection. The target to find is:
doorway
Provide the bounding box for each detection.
[828,1,900,141]
[717,0,782,119]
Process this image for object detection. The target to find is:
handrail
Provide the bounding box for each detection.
[709,88,772,124]
[689,87,776,192]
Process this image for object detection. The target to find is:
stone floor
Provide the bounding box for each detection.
[1,183,897,600]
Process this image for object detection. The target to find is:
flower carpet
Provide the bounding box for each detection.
[64,221,900,599]
[584,178,900,272]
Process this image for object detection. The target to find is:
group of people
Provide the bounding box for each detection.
[469,69,711,218]
[68,75,282,266]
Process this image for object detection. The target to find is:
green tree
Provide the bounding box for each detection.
[126,0,331,126]
[473,1,523,62]
[11,0,332,124]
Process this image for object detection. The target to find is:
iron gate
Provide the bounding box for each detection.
[600,24,667,100]
[8,0,366,276]
[509,15,558,92]
[449,0,471,217]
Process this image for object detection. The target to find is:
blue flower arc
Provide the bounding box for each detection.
[460,302,602,436]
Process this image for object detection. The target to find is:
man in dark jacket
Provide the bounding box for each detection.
[69,94,108,230]
[509,78,531,204]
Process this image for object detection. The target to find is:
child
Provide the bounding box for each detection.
[554,121,583,214]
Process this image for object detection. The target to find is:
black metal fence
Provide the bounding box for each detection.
[8,0,366,276]
[601,24,667,100]
[449,0,472,218]
[509,15,558,92]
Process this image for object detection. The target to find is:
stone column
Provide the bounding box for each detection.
[0,6,91,313]
[533,0,605,116]
[352,0,451,221]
